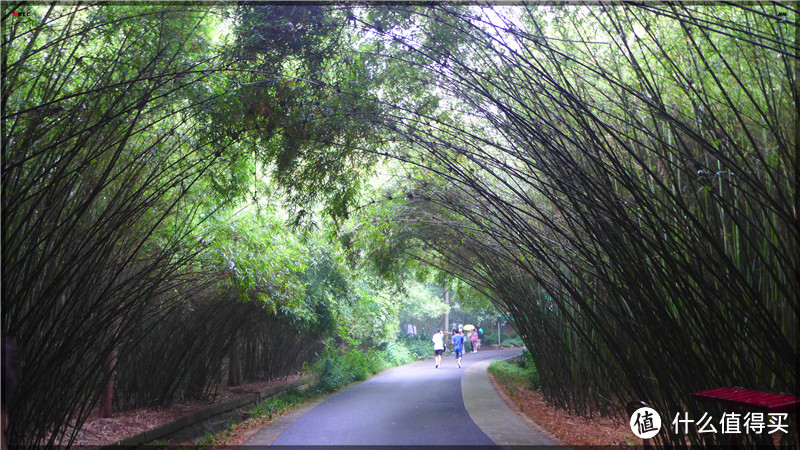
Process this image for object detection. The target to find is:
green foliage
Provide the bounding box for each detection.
[201,206,310,319]
[308,347,356,393]
[448,284,490,312]
[516,349,536,369]
[225,4,387,226]
[396,335,431,360]
[345,348,388,381]
[346,186,425,281]
[481,329,523,348]
[502,335,524,348]
[252,387,308,420]
[488,360,527,385]
[383,341,413,366]
[309,344,396,394]
[197,430,216,446]
[397,280,448,326]
[489,356,540,393]
[303,242,400,345]
[198,202,405,344]
[516,350,540,389]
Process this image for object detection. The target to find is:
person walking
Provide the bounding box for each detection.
[452,330,465,368]
[477,323,484,349]
[432,329,445,368]
[470,329,478,353]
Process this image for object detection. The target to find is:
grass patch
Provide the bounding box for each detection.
[251,387,307,419]
[488,350,540,395]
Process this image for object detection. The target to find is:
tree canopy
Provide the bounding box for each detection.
[2,2,796,447]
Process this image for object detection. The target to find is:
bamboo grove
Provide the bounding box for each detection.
[347,3,796,446]
[1,4,376,446]
[2,2,798,448]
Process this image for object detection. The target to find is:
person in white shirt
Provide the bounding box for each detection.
[432,329,445,368]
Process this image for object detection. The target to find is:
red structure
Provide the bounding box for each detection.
[692,387,799,445]
[693,387,800,414]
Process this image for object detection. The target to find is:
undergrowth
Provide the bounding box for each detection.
[396,335,432,360]
[487,349,540,395]
[481,330,524,348]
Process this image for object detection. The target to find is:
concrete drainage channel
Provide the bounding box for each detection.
[104,378,311,447]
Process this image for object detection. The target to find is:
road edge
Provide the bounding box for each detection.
[462,350,560,447]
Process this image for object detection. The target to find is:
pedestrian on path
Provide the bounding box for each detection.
[432,329,445,368]
[470,329,478,353]
[477,323,484,349]
[452,330,465,368]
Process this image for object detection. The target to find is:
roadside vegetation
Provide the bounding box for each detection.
[488,350,541,394]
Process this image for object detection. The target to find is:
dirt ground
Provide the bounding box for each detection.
[489,373,640,447]
[71,376,300,446]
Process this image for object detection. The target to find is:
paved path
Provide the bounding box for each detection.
[244,348,557,447]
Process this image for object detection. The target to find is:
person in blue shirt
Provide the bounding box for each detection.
[451,330,465,368]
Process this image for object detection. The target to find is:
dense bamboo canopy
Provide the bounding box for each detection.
[348,3,797,446]
[2,2,796,447]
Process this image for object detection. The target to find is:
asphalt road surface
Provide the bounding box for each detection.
[244,347,557,447]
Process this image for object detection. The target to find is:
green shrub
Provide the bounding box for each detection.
[526,365,540,389]
[310,347,352,393]
[482,329,524,348]
[366,348,389,373]
[514,350,541,388]
[310,345,393,393]
[342,348,388,381]
[481,331,498,347]
[384,341,413,366]
[518,349,534,367]
[398,334,431,360]
[343,350,370,381]
[489,360,528,384]
[197,431,215,446]
[489,357,540,392]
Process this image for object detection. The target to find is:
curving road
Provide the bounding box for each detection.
[244,348,557,447]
